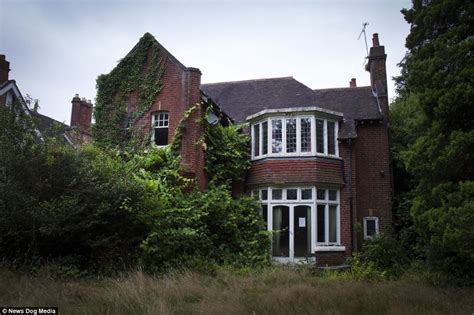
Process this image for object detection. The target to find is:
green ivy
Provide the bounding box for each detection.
[93,33,165,149]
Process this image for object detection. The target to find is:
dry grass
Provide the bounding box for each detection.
[0,267,473,314]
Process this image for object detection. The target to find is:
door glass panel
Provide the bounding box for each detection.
[272,206,289,257]
[329,205,337,243]
[317,204,326,243]
[294,205,311,257]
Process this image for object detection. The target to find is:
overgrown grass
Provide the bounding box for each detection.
[1,267,473,314]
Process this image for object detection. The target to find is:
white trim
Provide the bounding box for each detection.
[246,106,343,121]
[256,186,342,262]
[363,216,379,240]
[314,246,346,252]
[251,115,339,160]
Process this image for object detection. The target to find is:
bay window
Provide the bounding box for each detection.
[251,115,338,159]
[253,186,342,261]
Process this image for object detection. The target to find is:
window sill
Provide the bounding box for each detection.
[314,246,346,252]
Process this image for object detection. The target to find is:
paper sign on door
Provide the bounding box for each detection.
[299,217,306,227]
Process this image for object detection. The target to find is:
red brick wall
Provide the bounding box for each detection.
[247,158,344,187]
[338,141,357,255]
[354,121,392,246]
[316,251,347,266]
[130,48,207,190]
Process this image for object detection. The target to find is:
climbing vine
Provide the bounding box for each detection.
[200,106,251,186]
[93,32,166,148]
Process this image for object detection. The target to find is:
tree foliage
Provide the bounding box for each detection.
[0,98,269,275]
[391,0,474,283]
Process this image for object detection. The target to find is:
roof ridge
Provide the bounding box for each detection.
[202,76,294,86]
[314,86,372,91]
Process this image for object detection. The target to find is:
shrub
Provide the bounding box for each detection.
[358,233,409,278]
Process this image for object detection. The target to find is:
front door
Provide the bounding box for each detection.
[272,204,312,262]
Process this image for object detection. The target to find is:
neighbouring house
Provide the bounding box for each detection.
[91,32,392,266]
[0,54,92,146]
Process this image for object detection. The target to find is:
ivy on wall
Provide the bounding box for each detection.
[93,33,166,148]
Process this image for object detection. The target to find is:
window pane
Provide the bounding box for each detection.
[316,119,324,153]
[301,118,311,152]
[272,189,283,200]
[273,206,290,257]
[262,121,268,155]
[253,124,260,157]
[317,189,326,200]
[301,189,312,200]
[287,189,297,200]
[329,205,337,243]
[286,119,297,153]
[317,205,326,243]
[272,120,282,153]
[366,219,377,237]
[329,190,337,201]
[328,121,335,155]
[154,128,168,146]
[261,189,268,200]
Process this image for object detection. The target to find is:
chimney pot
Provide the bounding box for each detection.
[350,78,357,88]
[75,93,79,98]
[372,33,380,47]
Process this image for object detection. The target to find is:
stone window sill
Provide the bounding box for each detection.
[314,246,346,252]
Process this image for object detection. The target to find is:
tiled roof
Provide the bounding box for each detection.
[201,77,316,123]
[202,77,383,139]
[313,86,382,121]
[31,111,70,138]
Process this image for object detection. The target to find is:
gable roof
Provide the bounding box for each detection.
[201,77,316,123]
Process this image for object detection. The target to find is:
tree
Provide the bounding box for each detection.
[393,0,474,283]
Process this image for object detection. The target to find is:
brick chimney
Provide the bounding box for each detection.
[349,78,357,88]
[70,94,92,133]
[365,33,388,117]
[0,55,10,85]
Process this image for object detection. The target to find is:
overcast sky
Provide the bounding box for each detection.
[1,0,411,124]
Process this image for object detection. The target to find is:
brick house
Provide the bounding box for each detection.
[84,32,391,265]
[3,31,392,265]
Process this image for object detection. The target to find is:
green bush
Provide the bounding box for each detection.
[358,233,409,278]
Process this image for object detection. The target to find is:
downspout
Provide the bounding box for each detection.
[348,138,354,253]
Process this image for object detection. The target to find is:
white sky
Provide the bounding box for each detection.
[0,0,411,124]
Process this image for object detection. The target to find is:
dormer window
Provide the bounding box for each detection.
[251,114,338,159]
[152,112,169,146]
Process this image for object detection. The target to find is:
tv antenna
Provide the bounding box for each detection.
[358,22,369,59]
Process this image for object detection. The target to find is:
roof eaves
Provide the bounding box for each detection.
[246,106,344,121]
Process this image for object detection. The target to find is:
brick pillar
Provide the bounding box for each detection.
[365,33,388,118]
[0,55,10,85]
[70,94,92,133]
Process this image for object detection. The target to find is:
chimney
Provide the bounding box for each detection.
[365,33,388,117]
[0,55,10,85]
[349,78,357,88]
[372,33,380,47]
[70,94,92,133]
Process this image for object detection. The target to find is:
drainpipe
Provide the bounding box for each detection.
[348,138,354,253]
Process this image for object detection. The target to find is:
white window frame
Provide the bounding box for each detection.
[363,217,379,240]
[251,115,338,160]
[315,188,341,246]
[151,112,169,147]
[254,186,342,262]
